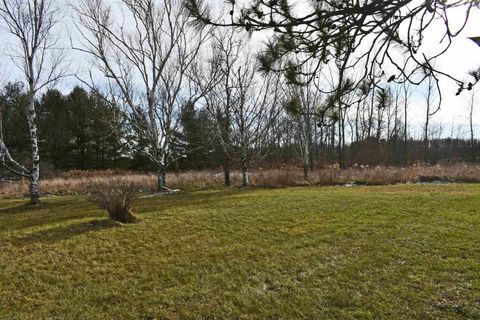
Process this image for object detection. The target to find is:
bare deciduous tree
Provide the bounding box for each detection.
[196,29,240,187]
[197,30,283,187]
[467,87,478,161]
[286,81,322,178]
[75,0,210,191]
[0,0,66,204]
[402,79,413,165]
[423,72,440,163]
[230,60,283,187]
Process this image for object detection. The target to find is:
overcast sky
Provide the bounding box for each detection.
[0,0,479,138]
[407,6,480,138]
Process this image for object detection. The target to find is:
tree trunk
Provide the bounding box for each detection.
[312,115,318,169]
[376,108,382,141]
[470,119,475,162]
[319,126,324,164]
[469,91,475,162]
[308,123,314,171]
[157,164,166,192]
[27,92,40,205]
[331,122,336,164]
[355,102,360,142]
[368,87,375,138]
[241,158,249,188]
[0,106,3,141]
[424,104,430,163]
[338,105,343,168]
[223,117,231,187]
[223,159,231,187]
[341,108,346,169]
[424,118,429,163]
[424,76,434,164]
[393,93,400,164]
[175,160,180,177]
[404,86,408,165]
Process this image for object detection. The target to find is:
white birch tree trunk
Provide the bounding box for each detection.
[0,0,65,204]
[157,160,167,192]
[26,90,40,204]
[241,157,249,188]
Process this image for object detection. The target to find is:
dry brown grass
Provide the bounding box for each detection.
[2,164,480,197]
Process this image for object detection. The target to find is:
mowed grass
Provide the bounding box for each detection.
[1,185,480,319]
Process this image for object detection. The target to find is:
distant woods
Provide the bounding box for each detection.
[0,84,128,172]
[0,82,479,178]
[0,0,479,197]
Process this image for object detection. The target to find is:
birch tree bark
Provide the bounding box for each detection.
[75,0,209,192]
[0,0,66,204]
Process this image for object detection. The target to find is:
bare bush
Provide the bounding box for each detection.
[87,178,139,224]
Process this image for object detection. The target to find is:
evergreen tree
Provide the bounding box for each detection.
[0,82,30,161]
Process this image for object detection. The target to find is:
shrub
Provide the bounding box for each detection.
[87,178,139,223]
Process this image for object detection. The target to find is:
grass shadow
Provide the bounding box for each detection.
[0,202,46,216]
[0,198,90,216]
[9,218,119,246]
[136,188,244,213]
[0,198,104,232]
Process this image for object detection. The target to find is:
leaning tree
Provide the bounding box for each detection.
[0,0,66,204]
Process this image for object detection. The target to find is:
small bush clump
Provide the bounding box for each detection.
[87,178,139,223]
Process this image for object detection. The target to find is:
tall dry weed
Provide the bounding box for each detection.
[2,164,480,197]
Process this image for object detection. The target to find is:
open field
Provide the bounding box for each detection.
[1,184,480,319]
[3,163,480,196]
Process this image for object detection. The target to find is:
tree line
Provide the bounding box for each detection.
[0,0,479,204]
[1,76,479,177]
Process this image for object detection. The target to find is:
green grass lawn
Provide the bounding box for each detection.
[1,184,480,319]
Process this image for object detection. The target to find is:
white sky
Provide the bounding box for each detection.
[0,0,479,139]
[407,6,480,138]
